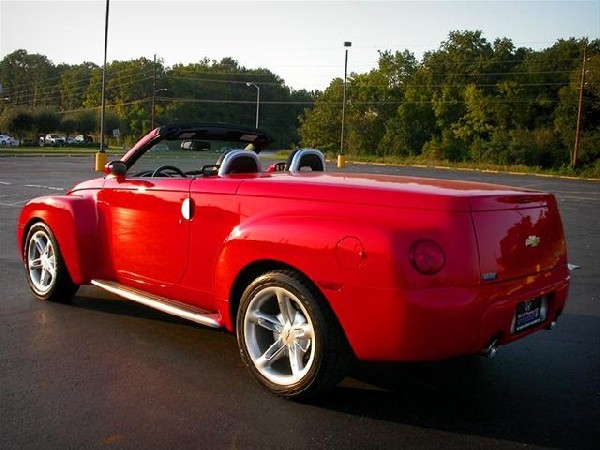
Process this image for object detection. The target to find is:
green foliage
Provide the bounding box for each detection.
[60,117,77,137]
[70,110,96,135]
[33,109,60,134]
[1,34,598,173]
[0,52,312,148]
[0,50,55,109]
[0,108,34,138]
[298,79,343,153]
[298,32,598,171]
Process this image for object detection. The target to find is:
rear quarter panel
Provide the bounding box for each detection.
[209,193,481,357]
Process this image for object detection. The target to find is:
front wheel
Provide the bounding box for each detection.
[24,222,78,302]
[236,270,350,399]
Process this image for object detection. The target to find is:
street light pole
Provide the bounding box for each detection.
[246,82,260,128]
[338,41,351,168]
[95,0,110,171]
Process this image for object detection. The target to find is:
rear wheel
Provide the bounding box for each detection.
[237,270,350,399]
[24,222,78,302]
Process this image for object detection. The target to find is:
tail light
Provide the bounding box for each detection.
[409,239,445,275]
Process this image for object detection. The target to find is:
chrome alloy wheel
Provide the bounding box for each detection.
[243,285,316,386]
[27,228,57,295]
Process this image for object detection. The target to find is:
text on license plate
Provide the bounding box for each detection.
[514,297,548,332]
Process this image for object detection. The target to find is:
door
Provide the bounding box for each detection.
[97,176,192,286]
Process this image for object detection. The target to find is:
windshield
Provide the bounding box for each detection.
[119,123,273,177]
[127,138,263,176]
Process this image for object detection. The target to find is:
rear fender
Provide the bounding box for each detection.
[18,195,102,284]
[212,215,397,330]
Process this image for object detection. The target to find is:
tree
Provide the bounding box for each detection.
[0,108,34,141]
[341,72,388,157]
[58,62,98,112]
[33,109,60,134]
[60,116,77,138]
[451,84,494,161]
[0,50,56,109]
[299,79,344,153]
[71,110,97,135]
[555,48,600,166]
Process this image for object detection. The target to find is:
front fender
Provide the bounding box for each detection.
[17,195,102,284]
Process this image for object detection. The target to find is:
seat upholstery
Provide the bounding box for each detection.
[217,150,262,176]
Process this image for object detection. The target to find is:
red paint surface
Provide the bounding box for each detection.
[17,139,570,361]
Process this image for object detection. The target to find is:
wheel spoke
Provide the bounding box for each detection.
[293,322,314,341]
[46,243,54,259]
[46,261,57,279]
[34,236,46,255]
[276,290,296,324]
[263,338,286,361]
[255,338,286,370]
[288,342,306,376]
[29,257,43,270]
[295,336,312,354]
[251,311,283,333]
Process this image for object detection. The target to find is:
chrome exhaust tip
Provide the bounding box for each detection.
[546,321,557,330]
[481,340,498,359]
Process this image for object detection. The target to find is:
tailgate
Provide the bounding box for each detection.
[470,193,567,283]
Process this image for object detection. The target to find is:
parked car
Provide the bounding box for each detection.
[0,134,18,146]
[40,134,66,146]
[17,122,571,399]
[74,134,94,144]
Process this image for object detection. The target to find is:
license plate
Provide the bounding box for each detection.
[514,298,543,332]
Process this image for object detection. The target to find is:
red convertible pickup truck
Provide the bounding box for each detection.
[18,123,570,399]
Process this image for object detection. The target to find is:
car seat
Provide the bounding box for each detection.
[287,149,326,172]
[217,150,262,175]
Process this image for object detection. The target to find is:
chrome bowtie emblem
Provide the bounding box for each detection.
[525,235,541,248]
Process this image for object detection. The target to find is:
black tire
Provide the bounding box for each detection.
[236,270,351,399]
[24,222,79,302]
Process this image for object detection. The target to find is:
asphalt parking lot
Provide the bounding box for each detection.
[1,155,599,449]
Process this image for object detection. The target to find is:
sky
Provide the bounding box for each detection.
[1,0,598,92]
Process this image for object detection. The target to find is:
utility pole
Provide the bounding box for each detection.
[572,43,588,169]
[245,82,260,129]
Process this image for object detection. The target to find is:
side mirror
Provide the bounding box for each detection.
[104,160,127,176]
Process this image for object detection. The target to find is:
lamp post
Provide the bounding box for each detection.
[151,88,168,130]
[95,0,110,171]
[338,41,351,168]
[246,82,260,129]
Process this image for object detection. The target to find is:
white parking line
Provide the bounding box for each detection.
[0,199,28,207]
[24,184,65,191]
[0,182,66,207]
